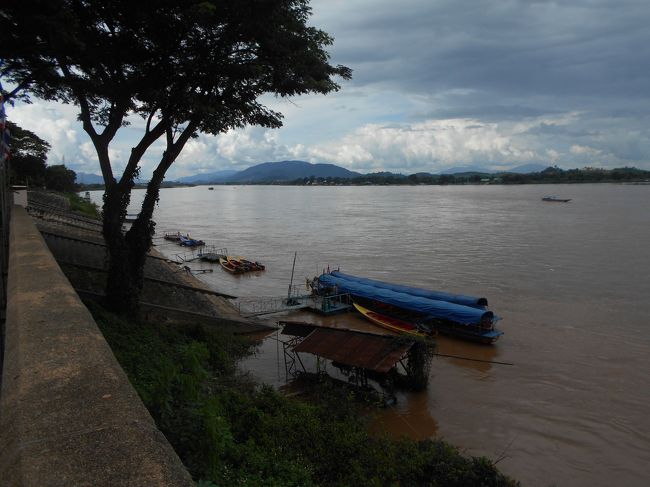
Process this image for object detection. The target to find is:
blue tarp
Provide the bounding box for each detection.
[330,270,487,308]
[318,273,497,326]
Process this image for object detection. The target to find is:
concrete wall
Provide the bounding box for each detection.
[10,186,27,208]
[0,206,194,486]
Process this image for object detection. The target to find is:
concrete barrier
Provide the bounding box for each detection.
[0,206,194,486]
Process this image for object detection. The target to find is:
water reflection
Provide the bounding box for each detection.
[370,391,438,440]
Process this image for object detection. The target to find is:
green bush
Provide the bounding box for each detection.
[66,193,100,218]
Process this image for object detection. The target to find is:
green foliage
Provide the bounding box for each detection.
[404,340,435,391]
[7,121,50,186]
[66,193,100,218]
[6,121,50,160]
[89,302,519,487]
[283,166,650,186]
[7,120,79,191]
[45,164,76,192]
[11,154,47,186]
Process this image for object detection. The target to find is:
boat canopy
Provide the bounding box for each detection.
[318,273,498,326]
[330,270,487,308]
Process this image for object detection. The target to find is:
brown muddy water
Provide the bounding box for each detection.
[95,183,650,486]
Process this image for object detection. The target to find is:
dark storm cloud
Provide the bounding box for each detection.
[319,0,650,101]
[523,122,600,138]
[422,103,563,122]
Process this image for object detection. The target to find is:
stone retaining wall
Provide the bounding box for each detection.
[0,206,193,486]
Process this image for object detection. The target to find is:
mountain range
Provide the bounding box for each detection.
[77,161,552,185]
[174,160,361,184]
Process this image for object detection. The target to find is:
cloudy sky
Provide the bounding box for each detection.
[6,0,650,178]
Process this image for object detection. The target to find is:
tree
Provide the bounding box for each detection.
[1,0,351,315]
[45,164,77,192]
[7,121,50,186]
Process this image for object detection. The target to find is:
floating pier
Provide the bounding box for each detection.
[236,293,351,318]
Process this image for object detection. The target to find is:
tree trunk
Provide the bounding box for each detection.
[103,183,140,315]
[101,125,194,317]
[102,172,163,316]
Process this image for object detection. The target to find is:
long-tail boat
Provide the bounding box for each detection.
[542,195,571,202]
[219,257,245,274]
[330,270,488,308]
[352,302,429,337]
[236,256,265,271]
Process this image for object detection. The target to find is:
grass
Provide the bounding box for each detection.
[66,192,100,218]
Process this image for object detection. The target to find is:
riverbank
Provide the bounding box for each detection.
[89,300,519,486]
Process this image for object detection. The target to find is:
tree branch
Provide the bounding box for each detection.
[57,60,116,186]
[119,117,168,190]
[2,79,32,102]
[145,108,157,134]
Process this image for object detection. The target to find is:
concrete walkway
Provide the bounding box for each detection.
[1,206,194,486]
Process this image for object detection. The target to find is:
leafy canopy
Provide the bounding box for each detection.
[2,0,351,315]
[1,0,352,182]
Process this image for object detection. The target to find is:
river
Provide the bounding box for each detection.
[93,183,650,486]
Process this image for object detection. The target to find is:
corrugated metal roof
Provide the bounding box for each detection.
[293,328,413,373]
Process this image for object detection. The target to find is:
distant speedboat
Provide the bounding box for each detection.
[163,231,182,241]
[542,196,572,202]
[208,187,214,190]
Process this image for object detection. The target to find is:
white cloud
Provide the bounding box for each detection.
[291,118,542,173]
[570,144,602,156]
[10,101,81,161]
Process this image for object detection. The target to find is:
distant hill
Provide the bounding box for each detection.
[230,160,362,183]
[175,169,238,184]
[76,172,104,184]
[172,161,361,184]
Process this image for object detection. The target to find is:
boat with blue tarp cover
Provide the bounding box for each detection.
[317,272,503,344]
[329,270,488,308]
[179,234,205,247]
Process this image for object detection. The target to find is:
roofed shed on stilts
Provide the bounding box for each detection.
[279,321,435,392]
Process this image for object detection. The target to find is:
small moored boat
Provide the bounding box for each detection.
[353,302,429,337]
[179,235,205,247]
[163,231,183,241]
[236,256,265,271]
[219,256,245,274]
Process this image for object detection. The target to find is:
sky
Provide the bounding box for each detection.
[5,0,650,178]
